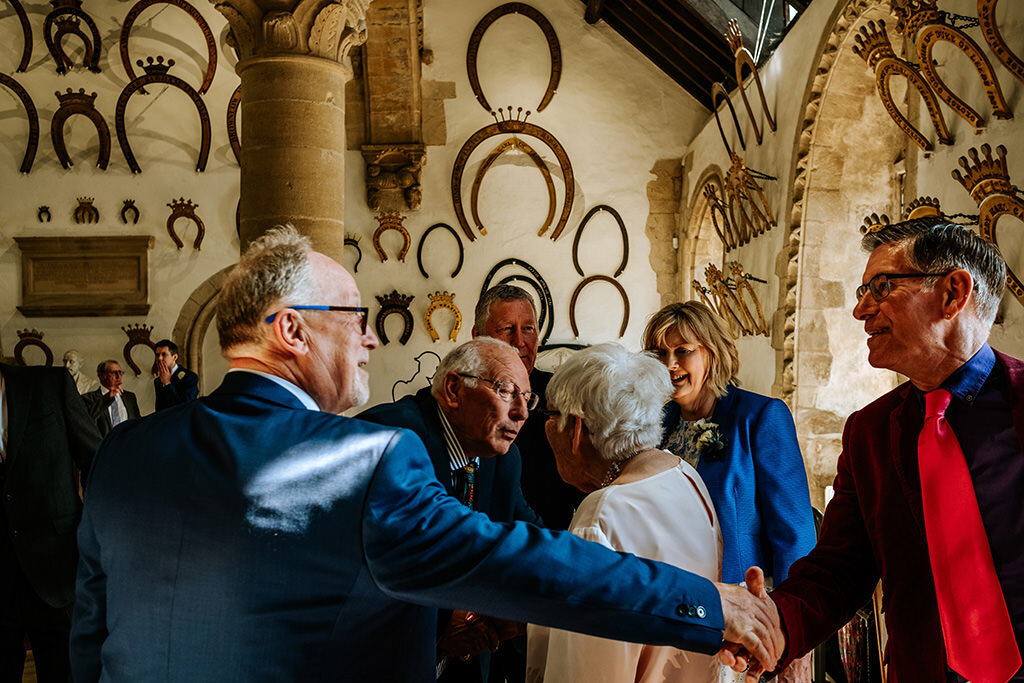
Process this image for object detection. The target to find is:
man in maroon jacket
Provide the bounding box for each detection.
[768,218,1023,683]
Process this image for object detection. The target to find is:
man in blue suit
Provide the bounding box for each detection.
[361,337,542,682]
[71,226,782,682]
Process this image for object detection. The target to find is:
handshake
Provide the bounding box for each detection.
[716,566,786,681]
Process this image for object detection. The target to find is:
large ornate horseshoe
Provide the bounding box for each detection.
[572,205,628,277]
[726,20,775,145]
[702,183,738,252]
[115,57,212,173]
[569,275,629,339]
[14,329,54,366]
[727,262,768,337]
[452,109,574,241]
[372,212,411,263]
[375,290,415,345]
[711,82,745,157]
[50,88,111,170]
[0,73,39,173]
[121,323,155,376]
[915,23,1012,128]
[43,2,102,74]
[8,0,32,72]
[978,0,1024,86]
[706,263,753,336]
[227,85,241,165]
[120,0,218,95]
[471,137,556,238]
[467,3,561,113]
[417,223,464,279]
[424,292,462,343]
[481,257,554,345]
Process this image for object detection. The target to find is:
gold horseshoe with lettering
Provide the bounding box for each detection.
[978,0,1024,86]
[424,292,462,342]
[372,212,411,263]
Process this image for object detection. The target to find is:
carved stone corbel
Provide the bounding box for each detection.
[361,145,425,212]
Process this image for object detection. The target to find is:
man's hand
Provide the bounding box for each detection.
[156,359,172,386]
[438,610,500,660]
[489,616,524,641]
[109,385,123,397]
[715,566,784,680]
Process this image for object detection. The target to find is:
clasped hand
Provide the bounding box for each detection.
[438,610,523,660]
[715,566,785,681]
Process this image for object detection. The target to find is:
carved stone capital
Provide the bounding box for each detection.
[213,0,370,65]
[361,144,426,211]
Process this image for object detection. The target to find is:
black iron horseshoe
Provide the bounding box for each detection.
[417,222,464,279]
[569,274,629,339]
[481,257,554,346]
[572,205,628,278]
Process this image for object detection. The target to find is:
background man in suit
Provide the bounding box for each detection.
[361,337,542,683]
[0,363,100,683]
[152,339,199,411]
[71,225,782,682]
[83,360,141,436]
[766,218,1024,683]
[472,285,584,531]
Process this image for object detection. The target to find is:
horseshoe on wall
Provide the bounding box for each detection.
[424,291,462,343]
[711,82,746,157]
[467,2,561,114]
[227,84,241,165]
[0,73,39,173]
[470,137,556,238]
[372,212,411,263]
[374,290,415,345]
[8,0,32,72]
[43,1,102,74]
[166,197,205,249]
[568,275,629,339]
[115,57,212,174]
[728,261,768,337]
[120,0,218,95]
[417,223,464,279]
[481,256,554,345]
[51,88,111,170]
[572,204,628,277]
[14,329,54,366]
[121,323,155,376]
[702,183,738,252]
[344,233,362,273]
[978,0,1024,86]
[452,108,574,241]
[725,19,775,145]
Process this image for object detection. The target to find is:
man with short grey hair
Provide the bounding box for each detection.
[72,226,783,682]
[82,360,140,436]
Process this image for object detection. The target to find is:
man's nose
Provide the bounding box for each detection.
[853,291,874,320]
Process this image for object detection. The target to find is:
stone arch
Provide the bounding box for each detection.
[682,165,727,301]
[172,265,234,393]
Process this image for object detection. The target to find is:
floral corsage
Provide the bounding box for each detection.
[692,419,726,462]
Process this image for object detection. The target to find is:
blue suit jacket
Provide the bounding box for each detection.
[72,372,725,682]
[153,365,198,412]
[662,385,815,584]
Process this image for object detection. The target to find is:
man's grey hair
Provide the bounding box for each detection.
[474,284,537,331]
[216,225,319,350]
[96,360,120,375]
[546,343,673,464]
[431,337,519,398]
[862,217,1006,326]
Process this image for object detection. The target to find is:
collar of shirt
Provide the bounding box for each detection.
[171,364,180,375]
[941,343,995,404]
[436,404,478,473]
[227,368,320,411]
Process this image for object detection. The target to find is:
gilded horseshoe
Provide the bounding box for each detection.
[227,85,241,165]
[50,88,111,170]
[166,197,205,249]
[572,205,628,277]
[372,213,411,263]
[452,110,574,241]
[875,59,952,151]
[471,137,556,238]
[8,0,32,72]
[467,3,561,113]
[692,280,727,334]
[374,290,415,346]
[703,183,737,252]
[0,73,39,173]
[115,57,212,174]
[978,0,1024,86]
[121,323,155,376]
[344,233,362,273]
[424,292,462,343]
[729,262,768,336]
[711,82,745,157]
[417,223,464,279]
[734,49,776,145]
[481,257,554,345]
[14,330,54,367]
[120,0,218,95]
[568,275,629,339]
[43,5,102,74]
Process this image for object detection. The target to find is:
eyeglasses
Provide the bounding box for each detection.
[101,370,123,376]
[458,373,540,410]
[264,305,369,334]
[855,272,953,302]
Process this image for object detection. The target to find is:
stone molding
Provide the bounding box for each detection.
[361,144,425,211]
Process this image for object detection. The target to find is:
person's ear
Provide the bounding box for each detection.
[440,372,462,409]
[471,325,479,337]
[270,309,311,357]
[569,415,586,454]
[943,269,974,319]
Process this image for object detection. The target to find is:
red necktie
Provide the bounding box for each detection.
[919,389,1020,683]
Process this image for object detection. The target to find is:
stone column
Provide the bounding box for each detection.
[213,0,371,258]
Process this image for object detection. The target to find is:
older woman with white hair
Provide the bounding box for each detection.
[526,343,722,683]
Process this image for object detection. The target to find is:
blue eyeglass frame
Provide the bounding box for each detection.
[264,305,369,334]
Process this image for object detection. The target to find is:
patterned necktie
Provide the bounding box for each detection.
[454,462,477,509]
[918,389,1020,683]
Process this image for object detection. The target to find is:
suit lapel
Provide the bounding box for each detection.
[996,350,1024,457]
[888,384,926,537]
[2,365,31,466]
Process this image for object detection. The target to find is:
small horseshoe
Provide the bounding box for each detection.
[344,234,363,273]
[121,324,156,376]
[166,198,205,250]
[375,290,416,346]
[37,206,51,222]
[372,214,411,263]
[572,205,629,278]
[121,199,140,224]
[417,223,464,279]
[424,292,462,343]
[568,275,629,339]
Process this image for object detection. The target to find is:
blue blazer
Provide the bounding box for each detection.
[662,385,815,585]
[72,372,725,682]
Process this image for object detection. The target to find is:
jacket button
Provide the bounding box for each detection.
[11,529,19,537]
[675,604,688,617]
[696,606,706,618]
[4,493,11,502]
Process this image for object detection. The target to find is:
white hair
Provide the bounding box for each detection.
[546,343,672,463]
[431,337,520,397]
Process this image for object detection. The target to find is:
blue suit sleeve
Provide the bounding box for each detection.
[751,399,816,583]
[362,431,726,653]
[70,467,108,683]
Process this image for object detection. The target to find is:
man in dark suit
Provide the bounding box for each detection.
[765,218,1024,683]
[70,225,782,682]
[0,363,100,683]
[361,337,542,682]
[82,360,141,436]
[472,285,584,531]
[152,339,198,411]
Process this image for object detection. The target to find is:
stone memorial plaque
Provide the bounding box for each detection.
[15,236,154,316]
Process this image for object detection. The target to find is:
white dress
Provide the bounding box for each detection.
[527,457,723,683]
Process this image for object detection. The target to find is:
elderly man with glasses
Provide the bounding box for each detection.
[361,337,541,683]
[82,361,140,436]
[763,217,1024,683]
